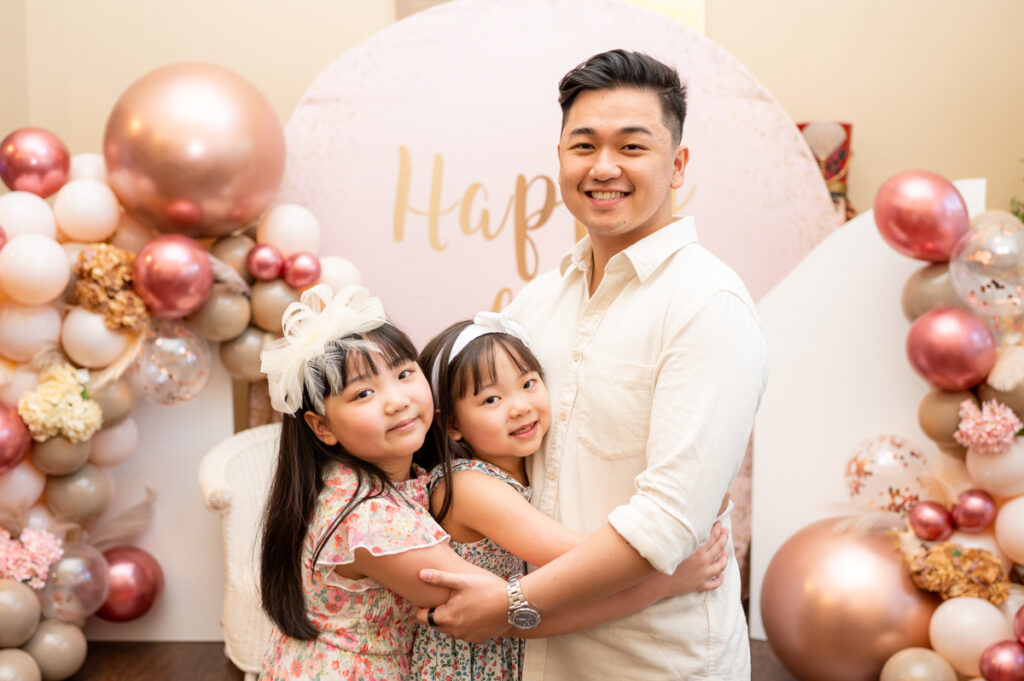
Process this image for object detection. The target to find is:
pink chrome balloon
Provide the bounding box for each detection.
[133,234,213,318]
[906,307,995,390]
[1015,605,1024,645]
[979,641,1024,681]
[908,500,954,541]
[246,244,284,281]
[95,545,164,622]
[103,63,285,238]
[282,252,321,289]
[0,127,70,198]
[951,489,997,533]
[874,170,969,261]
[0,404,31,475]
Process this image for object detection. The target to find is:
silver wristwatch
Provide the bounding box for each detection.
[506,575,541,629]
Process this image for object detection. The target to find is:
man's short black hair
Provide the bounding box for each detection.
[558,49,687,145]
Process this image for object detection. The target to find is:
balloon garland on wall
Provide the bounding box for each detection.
[760,171,1024,681]
[0,63,363,680]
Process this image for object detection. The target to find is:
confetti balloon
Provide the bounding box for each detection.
[127,318,211,405]
[36,542,109,621]
[844,435,931,515]
[950,217,1024,318]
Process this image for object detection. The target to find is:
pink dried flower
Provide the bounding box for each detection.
[954,399,1022,455]
[0,527,63,589]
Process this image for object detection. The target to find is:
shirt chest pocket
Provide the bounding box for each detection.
[576,353,655,461]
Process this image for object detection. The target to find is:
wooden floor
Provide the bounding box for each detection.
[69,639,796,680]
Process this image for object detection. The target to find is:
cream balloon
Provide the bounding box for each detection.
[88,417,138,467]
[0,579,41,647]
[110,211,158,253]
[23,502,58,533]
[930,597,1013,676]
[0,460,45,511]
[52,179,120,242]
[879,647,957,681]
[0,191,56,239]
[0,235,70,305]
[317,255,363,293]
[994,496,1024,564]
[22,619,88,681]
[0,649,41,681]
[0,366,39,407]
[68,152,107,183]
[59,307,131,369]
[257,204,320,257]
[0,301,60,363]
[966,439,1024,498]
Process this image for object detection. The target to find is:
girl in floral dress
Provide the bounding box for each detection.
[409,314,731,681]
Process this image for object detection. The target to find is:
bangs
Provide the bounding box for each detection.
[451,333,543,399]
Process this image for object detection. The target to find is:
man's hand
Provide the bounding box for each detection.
[414,569,511,642]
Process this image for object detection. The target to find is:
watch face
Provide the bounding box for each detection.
[509,607,541,629]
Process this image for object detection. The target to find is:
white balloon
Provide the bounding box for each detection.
[0,191,56,239]
[0,460,46,511]
[68,152,107,183]
[0,235,70,305]
[23,502,58,532]
[0,366,39,408]
[967,439,1024,498]
[0,301,61,362]
[60,307,131,369]
[318,255,363,293]
[53,179,120,242]
[994,496,1024,564]
[257,204,320,257]
[88,417,138,467]
[110,212,157,253]
[929,597,1013,676]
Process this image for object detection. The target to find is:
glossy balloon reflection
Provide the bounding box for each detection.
[0,403,31,475]
[0,127,70,198]
[979,641,1024,681]
[36,542,109,621]
[906,307,995,391]
[132,234,213,319]
[127,318,211,405]
[96,545,164,621]
[22,619,87,681]
[874,170,969,261]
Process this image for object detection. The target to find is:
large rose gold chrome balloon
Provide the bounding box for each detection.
[133,234,213,318]
[760,517,939,681]
[0,127,70,198]
[874,170,969,261]
[95,545,164,621]
[906,307,995,391]
[103,63,285,238]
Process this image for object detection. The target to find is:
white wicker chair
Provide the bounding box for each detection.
[198,423,281,681]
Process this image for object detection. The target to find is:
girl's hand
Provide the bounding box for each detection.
[655,521,730,599]
[415,568,511,642]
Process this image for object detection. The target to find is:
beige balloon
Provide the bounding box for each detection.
[90,378,135,427]
[44,463,111,524]
[966,439,1024,498]
[879,647,957,681]
[901,263,967,321]
[219,326,271,382]
[210,234,255,284]
[0,579,41,647]
[250,280,299,334]
[59,307,131,368]
[30,437,91,476]
[22,619,87,681]
[929,596,1012,676]
[0,648,41,681]
[994,495,1024,564]
[918,390,974,445]
[978,382,1024,421]
[186,283,252,341]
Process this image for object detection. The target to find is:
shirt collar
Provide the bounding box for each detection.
[559,216,698,282]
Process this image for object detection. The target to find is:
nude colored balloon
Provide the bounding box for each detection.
[60,307,131,369]
[994,496,1024,565]
[0,191,56,240]
[930,597,1012,676]
[879,647,957,681]
[979,382,1024,421]
[88,417,138,467]
[0,301,60,362]
[52,179,120,242]
[45,463,111,524]
[91,378,135,427]
[22,618,88,680]
[110,212,158,253]
[0,127,69,198]
[760,517,937,681]
[0,366,39,408]
[210,234,255,284]
[874,170,969,262]
[318,255,363,293]
[185,283,251,341]
[68,152,106,183]
[23,503,57,533]
[0,579,41,647]
[918,389,974,446]
[0,649,41,681]
[257,203,320,257]
[219,326,271,382]
[103,62,285,238]
[31,436,91,476]
[0,235,70,305]
[0,459,45,511]
[250,279,299,334]
[906,307,995,391]
[901,263,967,322]
[967,438,1024,498]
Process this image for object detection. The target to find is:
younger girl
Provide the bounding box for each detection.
[409,314,729,680]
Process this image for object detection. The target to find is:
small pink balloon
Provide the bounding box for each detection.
[95,545,164,622]
[908,500,954,541]
[874,170,970,262]
[0,404,31,475]
[282,252,321,289]
[1014,604,1024,645]
[979,641,1024,681]
[951,488,997,533]
[246,243,284,281]
[133,234,213,318]
[0,127,71,198]
[906,307,995,390]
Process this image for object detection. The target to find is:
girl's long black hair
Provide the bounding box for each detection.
[258,323,419,640]
[415,320,543,526]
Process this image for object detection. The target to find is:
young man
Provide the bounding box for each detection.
[420,49,768,679]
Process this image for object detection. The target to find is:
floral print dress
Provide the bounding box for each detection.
[260,461,448,681]
[408,459,530,681]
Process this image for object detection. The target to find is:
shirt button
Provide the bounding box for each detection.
[558,410,567,421]
[546,470,557,481]
[571,349,581,362]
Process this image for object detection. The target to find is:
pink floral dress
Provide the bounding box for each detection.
[260,461,448,681]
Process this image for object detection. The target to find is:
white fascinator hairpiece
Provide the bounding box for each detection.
[430,311,532,393]
[260,283,387,415]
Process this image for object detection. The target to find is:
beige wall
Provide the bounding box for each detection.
[0,0,28,137]
[707,0,1024,216]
